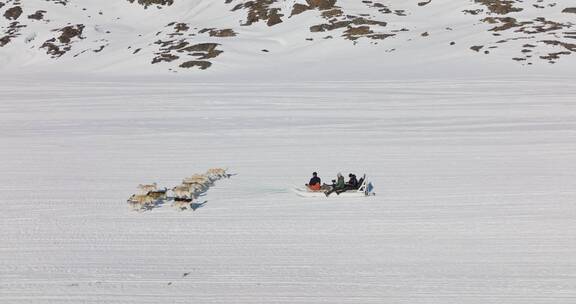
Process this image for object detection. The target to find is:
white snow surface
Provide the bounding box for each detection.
[1,76,576,303]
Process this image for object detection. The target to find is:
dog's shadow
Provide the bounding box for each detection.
[138,198,207,212]
[171,200,208,212]
[190,201,207,211]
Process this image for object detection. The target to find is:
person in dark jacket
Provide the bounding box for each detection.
[336,173,358,194]
[306,172,322,191]
[325,173,345,196]
[348,174,359,188]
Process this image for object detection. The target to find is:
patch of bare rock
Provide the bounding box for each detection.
[40,24,85,58]
[230,0,284,27]
[146,22,233,70]
[45,0,69,5]
[301,0,394,41]
[4,5,22,20]
[128,0,174,8]
[469,2,574,65]
[28,10,46,20]
[474,0,523,15]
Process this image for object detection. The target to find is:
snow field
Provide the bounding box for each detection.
[0,77,576,303]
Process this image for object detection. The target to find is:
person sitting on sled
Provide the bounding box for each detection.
[336,173,359,194]
[349,173,359,188]
[325,172,345,196]
[306,172,322,191]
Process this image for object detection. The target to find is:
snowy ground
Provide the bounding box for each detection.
[1,77,576,303]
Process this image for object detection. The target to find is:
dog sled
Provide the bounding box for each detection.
[293,174,375,198]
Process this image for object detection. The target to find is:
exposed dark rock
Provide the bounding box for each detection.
[463,9,483,15]
[540,40,576,52]
[209,28,236,37]
[540,51,571,60]
[45,0,69,5]
[0,35,11,47]
[518,17,566,34]
[368,33,394,40]
[4,6,23,20]
[93,45,107,52]
[344,26,372,40]
[321,8,343,18]
[237,0,278,26]
[161,40,188,51]
[127,0,174,8]
[310,20,351,32]
[291,3,310,16]
[306,0,337,10]
[474,0,523,15]
[173,23,189,32]
[179,60,212,69]
[482,17,529,32]
[40,24,85,58]
[351,17,386,27]
[41,40,66,57]
[267,9,283,26]
[28,10,47,20]
[198,28,236,38]
[152,53,179,64]
[418,0,431,7]
[181,43,223,59]
[58,24,85,44]
[470,45,484,52]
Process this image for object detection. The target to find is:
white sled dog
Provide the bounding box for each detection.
[172,199,193,211]
[206,168,228,180]
[184,174,212,185]
[181,182,207,195]
[172,185,196,199]
[127,194,155,210]
[137,183,157,194]
[147,188,167,200]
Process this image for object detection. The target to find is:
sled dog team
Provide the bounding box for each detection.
[127,168,229,211]
[305,171,362,196]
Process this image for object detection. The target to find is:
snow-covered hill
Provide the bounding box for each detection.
[1,0,575,75]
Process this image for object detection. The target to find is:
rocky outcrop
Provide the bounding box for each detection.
[306,0,337,10]
[474,0,522,15]
[179,60,211,69]
[230,0,285,27]
[127,0,174,8]
[40,24,85,58]
[4,6,22,20]
[28,10,47,20]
